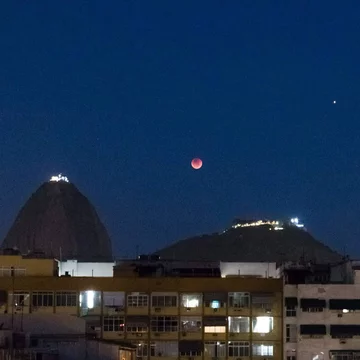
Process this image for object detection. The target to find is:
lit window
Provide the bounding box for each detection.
[252,316,274,333]
[211,300,220,309]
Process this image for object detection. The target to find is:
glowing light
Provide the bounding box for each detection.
[49,174,69,183]
[232,220,279,229]
[87,290,95,309]
[333,100,336,104]
[253,316,273,333]
[343,309,349,313]
[185,298,199,308]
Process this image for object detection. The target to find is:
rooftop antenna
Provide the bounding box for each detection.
[135,245,139,259]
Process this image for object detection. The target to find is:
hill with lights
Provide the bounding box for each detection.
[1,174,113,261]
[155,219,342,263]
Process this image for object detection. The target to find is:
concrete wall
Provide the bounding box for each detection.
[220,262,280,278]
[58,260,115,277]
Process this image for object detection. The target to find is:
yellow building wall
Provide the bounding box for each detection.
[0,255,57,276]
[0,276,283,360]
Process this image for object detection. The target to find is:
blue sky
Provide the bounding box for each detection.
[1,1,360,257]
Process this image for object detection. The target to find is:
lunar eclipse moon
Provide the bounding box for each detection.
[191,158,203,170]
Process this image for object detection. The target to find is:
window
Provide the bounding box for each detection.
[229,292,250,308]
[126,323,148,333]
[126,316,148,333]
[150,341,178,357]
[204,325,226,333]
[252,343,274,356]
[151,316,178,332]
[103,292,125,309]
[152,295,177,307]
[228,341,250,357]
[204,342,226,357]
[127,294,148,307]
[56,292,77,307]
[181,317,202,332]
[136,342,148,357]
[0,267,26,277]
[286,305,296,317]
[9,292,29,307]
[300,298,325,312]
[181,294,202,308]
[286,324,297,342]
[330,352,358,360]
[304,307,323,313]
[228,317,250,333]
[179,341,203,356]
[252,317,274,333]
[32,292,53,307]
[103,316,125,332]
[252,294,274,310]
[79,291,101,309]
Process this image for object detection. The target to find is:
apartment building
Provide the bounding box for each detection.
[0,256,282,360]
[283,260,360,360]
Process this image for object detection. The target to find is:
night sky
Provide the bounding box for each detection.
[1,1,360,258]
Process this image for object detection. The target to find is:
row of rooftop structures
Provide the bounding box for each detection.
[0,250,360,360]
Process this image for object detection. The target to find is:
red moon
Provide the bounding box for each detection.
[191,158,203,170]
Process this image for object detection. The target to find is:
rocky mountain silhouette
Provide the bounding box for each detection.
[1,179,112,261]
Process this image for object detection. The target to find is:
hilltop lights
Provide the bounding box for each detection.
[290,217,304,228]
[232,218,305,231]
[49,174,69,183]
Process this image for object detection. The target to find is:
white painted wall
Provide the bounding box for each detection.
[220,262,280,278]
[284,284,360,360]
[58,260,115,277]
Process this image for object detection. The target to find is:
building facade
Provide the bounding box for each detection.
[283,261,360,360]
[0,273,282,360]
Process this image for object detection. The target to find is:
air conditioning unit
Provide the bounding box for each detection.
[340,339,347,344]
[229,333,235,337]
[213,308,218,312]
[154,333,160,337]
[212,333,218,337]
[155,308,161,313]
[338,314,343,318]
[135,333,143,337]
[182,332,187,336]
[188,357,194,360]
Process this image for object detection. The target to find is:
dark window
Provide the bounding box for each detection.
[151,316,178,332]
[300,298,326,312]
[32,292,53,307]
[152,296,177,307]
[56,292,77,307]
[329,300,360,311]
[103,316,125,332]
[330,325,360,338]
[300,325,326,335]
